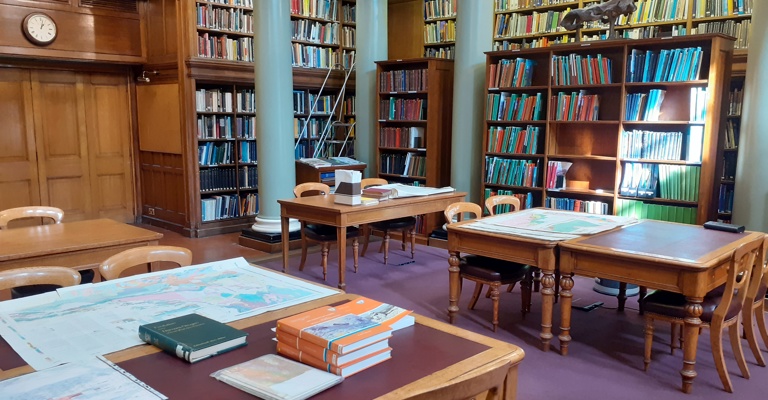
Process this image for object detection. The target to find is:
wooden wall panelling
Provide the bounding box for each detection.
[83,73,135,222]
[388,0,423,59]
[139,152,187,228]
[136,83,182,154]
[0,68,41,211]
[142,0,178,65]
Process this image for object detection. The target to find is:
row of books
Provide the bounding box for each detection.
[196,4,252,34]
[197,115,256,139]
[379,153,426,177]
[544,161,571,190]
[487,57,536,88]
[290,0,339,21]
[199,142,234,166]
[379,68,428,92]
[239,141,257,164]
[201,194,242,221]
[615,24,686,40]
[692,0,753,18]
[626,47,703,83]
[615,199,697,224]
[294,117,329,139]
[425,46,455,59]
[494,0,570,11]
[486,125,540,154]
[692,19,750,49]
[619,130,684,161]
[718,184,734,214]
[295,142,318,159]
[379,126,425,149]
[195,89,255,114]
[545,197,610,215]
[551,53,613,86]
[341,95,356,114]
[239,165,258,189]
[485,157,539,187]
[550,91,599,121]
[424,0,457,20]
[291,44,340,69]
[618,0,688,25]
[379,98,427,121]
[728,87,743,116]
[308,93,335,114]
[197,33,253,62]
[625,90,666,122]
[341,26,356,48]
[724,120,739,149]
[291,20,338,45]
[199,166,257,192]
[620,162,701,202]
[722,152,737,180]
[493,9,571,39]
[486,92,544,121]
[483,189,534,211]
[619,162,658,198]
[204,0,252,7]
[690,87,708,122]
[424,20,456,44]
[342,3,356,23]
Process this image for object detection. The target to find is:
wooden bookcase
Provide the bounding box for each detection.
[375,58,454,238]
[717,72,744,223]
[423,0,458,59]
[481,34,734,224]
[492,0,752,56]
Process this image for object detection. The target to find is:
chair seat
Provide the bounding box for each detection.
[641,286,741,323]
[460,255,529,282]
[370,217,417,231]
[304,224,360,242]
[11,269,94,299]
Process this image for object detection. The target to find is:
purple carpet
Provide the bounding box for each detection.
[253,244,768,400]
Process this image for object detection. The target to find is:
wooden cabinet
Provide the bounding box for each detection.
[375,58,454,237]
[481,34,734,224]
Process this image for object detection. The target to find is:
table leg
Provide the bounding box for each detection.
[539,249,556,352]
[618,282,627,312]
[448,250,461,324]
[281,215,290,273]
[558,273,574,356]
[681,296,704,393]
[337,226,347,291]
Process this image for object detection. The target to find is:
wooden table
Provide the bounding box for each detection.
[0,295,524,399]
[446,217,560,352]
[558,220,765,393]
[279,191,466,290]
[0,218,162,273]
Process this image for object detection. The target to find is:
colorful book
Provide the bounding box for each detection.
[277,342,392,378]
[276,330,391,366]
[210,354,343,400]
[276,309,392,355]
[138,313,248,363]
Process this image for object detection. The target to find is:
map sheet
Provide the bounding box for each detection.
[462,208,637,241]
[0,258,338,370]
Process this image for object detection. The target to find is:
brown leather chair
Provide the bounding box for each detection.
[0,206,64,229]
[445,202,532,332]
[294,183,359,281]
[99,246,193,281]
[641,236,763,392]
[0,267,81,294]
[401,357,512,400]
[360,178,417,264]
[743,235,768,367]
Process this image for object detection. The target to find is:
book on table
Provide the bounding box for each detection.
[361,187,393,200]
[211,354,343,400]
[138,313,248,363]
[276,341,393,378]
[367,183,455,198]
[275,330,391,366]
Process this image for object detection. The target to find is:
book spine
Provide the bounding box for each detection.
[277,343,340,375]
[138,325,192,362]
[276,329,339,363]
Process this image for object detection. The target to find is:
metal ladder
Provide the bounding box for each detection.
[294,56,356,159]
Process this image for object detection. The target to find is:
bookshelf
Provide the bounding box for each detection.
[195,0,255,62]
[376,58,454,239]
[717,72,744,223]
[481,34,734,224]
[491,1,752,53]
[423,0,458,59]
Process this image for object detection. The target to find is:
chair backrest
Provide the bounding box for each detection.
[294,182,331,198]
[714,236,764,323]
[0,206,64,229]
[484,195,521,216]
[444,202,482,225]
[361,178,388,189]
[745,235,768,306]
[0,267,81,291]
[401,357,511,400]
[99,246,193,281]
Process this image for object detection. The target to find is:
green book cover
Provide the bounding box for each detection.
[139,313,248,363]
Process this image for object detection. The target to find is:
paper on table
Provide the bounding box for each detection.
[370,183,455,198]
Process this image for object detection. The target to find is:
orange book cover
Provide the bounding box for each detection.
[331,297,414,331]
[277,343,393,378]
[275,332,391,367]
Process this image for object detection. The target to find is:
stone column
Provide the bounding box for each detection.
[355,0,388,177]
[251,0,299,233]
[733,2,768,232]
[449,0,494,202]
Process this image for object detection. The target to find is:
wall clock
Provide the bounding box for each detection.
[22,13,58,46]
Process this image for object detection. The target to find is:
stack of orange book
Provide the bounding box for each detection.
[275,297,414,378]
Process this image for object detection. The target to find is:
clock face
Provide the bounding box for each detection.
[23,13,57,46]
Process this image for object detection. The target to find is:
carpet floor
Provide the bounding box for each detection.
[253,243,768,400]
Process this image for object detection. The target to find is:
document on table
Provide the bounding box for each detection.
[0,257,338,371]
[463,208,637,241]
[0,356,166,400]
[370,183,456,198]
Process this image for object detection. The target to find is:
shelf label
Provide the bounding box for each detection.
[580,43,591,47]
[407,91,416,93]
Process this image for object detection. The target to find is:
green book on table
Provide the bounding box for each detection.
[139,313,248,363]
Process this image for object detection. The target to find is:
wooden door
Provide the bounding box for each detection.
[0,68,40,211]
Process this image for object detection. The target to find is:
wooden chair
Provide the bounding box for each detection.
[0,267,81,293]
[641,236,763,392]
[401,357,512,400]
[99,246,193,281]
[294,183,359,281]
[743,235,768,367]
[445,202,532,332]
[485,195,526,294]
[0,206,64,229]
[360,178,416,265]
